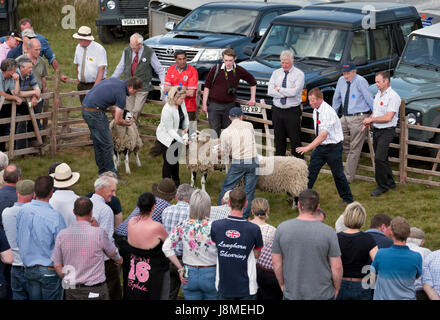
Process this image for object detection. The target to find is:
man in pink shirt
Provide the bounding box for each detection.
[0,32,21,63]
[51,196,122,300]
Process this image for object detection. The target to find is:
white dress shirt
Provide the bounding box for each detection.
[90,193,115,261]
[372,87,401,129]
[268,65,305,108]
[314,100,344,145]
[73,41,107,83]
[49,189,79,228]
[112,45,165,84]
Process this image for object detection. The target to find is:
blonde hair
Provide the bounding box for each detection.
[251,197,270,220]
[343,201,366,229]
[167,86,187,106]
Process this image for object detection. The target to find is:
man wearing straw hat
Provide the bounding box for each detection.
[49,163,81,228]
[73,26,107,103]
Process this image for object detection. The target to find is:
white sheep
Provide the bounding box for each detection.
[186,131,308,205]
[109,110,143,174]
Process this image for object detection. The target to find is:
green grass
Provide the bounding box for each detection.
[14,0,440,250]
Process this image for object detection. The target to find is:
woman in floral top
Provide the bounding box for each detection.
[163,189,218,300]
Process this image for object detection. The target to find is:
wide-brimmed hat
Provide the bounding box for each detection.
[50,163,80,188]
[152,178,176,201]
[73,26,94,41]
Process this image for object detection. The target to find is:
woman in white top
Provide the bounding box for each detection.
[250,197,282,300]
[156,86,189,186]
[162,189,218,300]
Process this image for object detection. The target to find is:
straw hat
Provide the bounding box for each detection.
[73,26,94,41]
[50,163,80,188]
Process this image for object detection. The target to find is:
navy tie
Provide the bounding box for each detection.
[280,70,289,105]
[343,81,351,116]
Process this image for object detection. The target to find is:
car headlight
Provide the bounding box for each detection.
[199,49,223,62]
[107,1,116,10]
[407,112,416,125]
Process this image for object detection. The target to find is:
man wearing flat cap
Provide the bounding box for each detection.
[218,107,258,219]
[0,31,21,63]
[332,61,373,184]
[73,26,107,103]
[2,179,34,300]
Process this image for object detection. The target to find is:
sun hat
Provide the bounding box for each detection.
[152,178,177,202]
[50,162,80,188]
[73,26,94,41]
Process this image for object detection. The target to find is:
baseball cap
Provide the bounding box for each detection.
[16,179,35,195]
[8,31,22,42]
[409,227,425,239]
[21,28,37,39]
[229,107,243,118]
[341,62,356,72]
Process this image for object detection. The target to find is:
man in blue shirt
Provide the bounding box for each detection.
[332,62,374,183]
[16,175,66,300]
[82,77,142,175]
[371,216,422,300]
[211,188,263,300]
[0,164,21,230]
[365,213,393,249]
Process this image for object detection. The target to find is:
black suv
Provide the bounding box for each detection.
[143,1,327,81]
[236,2,422,126]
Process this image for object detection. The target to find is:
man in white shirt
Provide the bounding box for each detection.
[49,163,80,228]
[296,88,353,206]
[73,26,107,103]
[363,71,401,197]
[90,175,122,300]
[268,50,305,158]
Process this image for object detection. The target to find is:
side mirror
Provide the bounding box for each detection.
[353,56,368,66]
[165,22,176,32]
[243,46,254,57]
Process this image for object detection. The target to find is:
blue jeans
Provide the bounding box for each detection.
[82,108,117,175]
[218,158,259,219]
[336,280,372,300]
[182,266,217,300]
[11,266,29,300]
[24,266,62,300]
[218,293,257,300]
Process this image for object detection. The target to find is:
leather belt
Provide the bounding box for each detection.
[186,264,216,269]
[342,277,363,282]
[343,111,371,117]
[75,281,106,288]
[82,105,102,112]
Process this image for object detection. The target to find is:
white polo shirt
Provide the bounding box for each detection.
[313,100,344,145]
[74,41,107,83]
[372,87,401,129]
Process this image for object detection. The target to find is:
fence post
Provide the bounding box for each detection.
[8,101,16,160]
[399,99,407,184]
[51,69,61,157]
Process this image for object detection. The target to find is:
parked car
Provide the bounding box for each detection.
[144,1,327,81]
[369,22,440,150]
[236,1,422,132]
[0,0,18,36]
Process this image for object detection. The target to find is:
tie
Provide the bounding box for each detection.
[315,111,319,137]
[280,70,289,105]
[80,46,87,82]
[131,52,139,76]
[343,81,351,116]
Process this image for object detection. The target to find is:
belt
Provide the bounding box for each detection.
[256,264,275,275]
[82,105,103,112]
[342,277,363,282]
[75,281,106,288]
[273,105,300,110]
[343,111,371,117]
[185,264,216,269]
[79,81,95,85]
[373,126,396,131]
[32,265,55,271]
[321,141,342,147]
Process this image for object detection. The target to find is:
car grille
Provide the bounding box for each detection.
[152,47,199,64]
[237,81,271,104]
[118,0,149,18]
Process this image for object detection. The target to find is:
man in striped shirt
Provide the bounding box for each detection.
[52,197,121,300]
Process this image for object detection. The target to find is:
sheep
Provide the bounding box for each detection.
[109,110,143,174]
[186,131,308,206]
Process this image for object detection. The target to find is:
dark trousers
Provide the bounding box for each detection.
[0,104,12,152]
[169,257,183,300]
[15,100,44,150]
[78,82,95,104]
[65,282,110,300]
[373,127,396,191]
[104,259,122,300]
[256,267,283,300]
[272,106,303,158]
[308,142,353,203]
[159,140,180,187]
[208,101,236,138]
[114,234,130,299]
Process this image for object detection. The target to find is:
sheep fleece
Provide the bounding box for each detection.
[109,120,143,152]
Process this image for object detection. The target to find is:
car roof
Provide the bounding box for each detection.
[273,1,420,29]
[199,1,328,10]
[411,22,440,39]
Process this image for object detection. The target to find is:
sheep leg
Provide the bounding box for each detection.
[201,172,207,192]
[191,171,196,188]
[135,151,141,167]
[125,149,131,174]
[113,151,118,169]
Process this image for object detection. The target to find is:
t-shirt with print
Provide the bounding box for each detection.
[211,216,263,298]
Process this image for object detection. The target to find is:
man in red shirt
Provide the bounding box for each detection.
[164,50,199,122]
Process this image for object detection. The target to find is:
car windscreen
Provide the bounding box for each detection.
[255,24,348,62]
[175,7,259,36]
[401,35,440,69]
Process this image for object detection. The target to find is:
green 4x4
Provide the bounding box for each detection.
[372,23,440,147]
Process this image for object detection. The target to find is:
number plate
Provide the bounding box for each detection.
[241,104,262,114]
[121,18,148,26]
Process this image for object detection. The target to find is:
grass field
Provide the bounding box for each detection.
[12,0,440,250]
